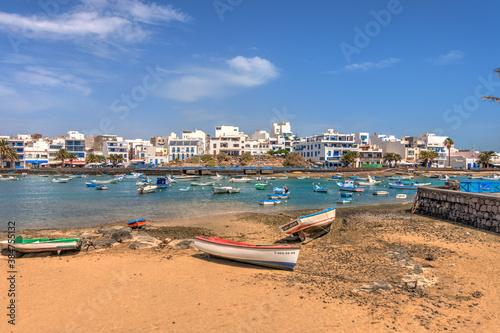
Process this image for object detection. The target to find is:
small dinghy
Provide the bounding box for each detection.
[396,194,407,199]
[11,236,81,253]
[138,185,156,194]
[340,192,353,198]
[279,207,336,243]
[51,178,68,183]
[373,191,389,195]
[194,237,300,270]
[127,218,147,229]
[337,198,352,204]
[259,199,281,205]
[313,184,328,192]
[213,186,240,194]
[267,193,290,199]
[86,182,99,187]
[179,187,191,191]
[96,185,107,190]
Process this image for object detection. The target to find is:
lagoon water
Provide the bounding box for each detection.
[0,175,461,230]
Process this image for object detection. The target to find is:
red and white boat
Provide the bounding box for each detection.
[278,207,336,240]
[194,236,301,270]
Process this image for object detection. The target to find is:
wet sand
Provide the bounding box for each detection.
[1,203,499,332]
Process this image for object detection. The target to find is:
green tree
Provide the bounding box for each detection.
[54,149,69,167]
[239,152,253,163]
[266,150,275,156]
[478,151,497,168]
[4,147,20,168]
[275,149,289,155]
[67,153,77,167]
[0,140,15,168]
[443,137,454,167]
[341,151,360,167]
[482,68,500,103]
[85,154,100,164]
[383,152,402,168]
[201,154,213,162]
[419,150,439,168]
[283,152,305,167]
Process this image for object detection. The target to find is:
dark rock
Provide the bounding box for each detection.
[111,229,132,243]
[353,281,392,293]
[93,238,117,249]
[169,239,195,249]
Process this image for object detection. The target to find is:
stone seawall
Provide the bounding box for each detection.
[415,186,500,233]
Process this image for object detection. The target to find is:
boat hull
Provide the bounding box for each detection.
[12,236,81,253]
[194,237,300,270]
[279,207,336,235]
[127,219,147,229]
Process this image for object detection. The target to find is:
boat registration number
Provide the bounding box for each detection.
[281,220,298,231]
[274,251,295,255]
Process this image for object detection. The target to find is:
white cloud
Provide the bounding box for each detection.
[157,56,279,102]
[429,50,464,65]
[344,58,400,71]
[14,66,92,96]
[0,0,190,51]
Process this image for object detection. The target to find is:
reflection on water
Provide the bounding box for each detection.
[0,175,455,230]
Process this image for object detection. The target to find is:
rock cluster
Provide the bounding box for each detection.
[416,186,500,233]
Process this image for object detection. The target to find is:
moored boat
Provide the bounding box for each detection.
[127,218,147,229]
[137,185,156,194]
[155,177,170,188]
[1,176,20,181]
[313,184,328,192]
[340,192,353,198]
[179,187,191,191]
[91,179,117,184]
[208,173,226,180]
[259,199,281,205]
[336,180,364,192]
[191,182,215,186]
[357,175,381,186]
[229,175,252,183]
[396,194,407,199]
[11,235,81,253]
[373,191,389,195]
[51,178,68,183]
[337,198,352,204]
[388,181,417,189]
[194,236,301,270]
[174,175,201,182]
[96,185,108,190]
[86,182,98,187]
[213,186,240,194]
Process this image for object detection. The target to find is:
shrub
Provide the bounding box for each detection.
[283,152,305,167]
[240,152,253,163]
[201,154,213,162]
[217,152,229,162]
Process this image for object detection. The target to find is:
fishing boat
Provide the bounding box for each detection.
[194,236,301,270]
[388,176,401,180]
[267,193,290,199]
[337,198,352,204]
[255,183,267,190]
[373,191,389,195]
[127,218,147,229]
[438,175,450,181]
[1,176,20,181]
[259,199,281,205]
[297,176,309,179]
[213,186,240,194]
[278,207,336,242]
[11,235,81,253]
[273,186,290,194]
[349,176,360,179]
[96,185,107,190]
[388,181,417,189]
[39,174,49,177]
[51,178,68,183]
[173,175,201,182]
[277,176,288,179]
[179,187,191,191]
[91,179,117,184]
[396,194,407,199]
[336,180,364,192]
[331,174,343,179]
[357,175,381,186]
[86,182,99,187]
[340,192,353,198]
[125,172,143,179]
[208,173,226,180]
[136,178,152,186]
[191,182,215,186]
[482,174,500,181]
[313,184,328,192]
[413,181,431,187]
[155,177,170,188]
[137,185,156,194]
[229,175,252,183]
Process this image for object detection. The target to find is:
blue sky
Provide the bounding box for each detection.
[0,0,499,150]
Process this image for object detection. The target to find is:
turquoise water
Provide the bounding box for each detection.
[0,175,462,230]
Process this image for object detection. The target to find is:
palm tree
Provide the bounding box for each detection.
[4,148,20,168]
[85,154,99,164]
[106,154,117,167]
[0,140,14,168]
[482,68,500,103]
[340,151,360,167]
[419,150,440,168]
[383,152,400,168]
[443,137,454,167]
[67,153,77,167]
[115,155,125,167]
[478,151,497,168]
[54,149,69,167]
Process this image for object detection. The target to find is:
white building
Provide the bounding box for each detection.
[242,139,270,156]
[252,130,270,141]
[182,129,209,155]
[270,122,296,152]
[420,133,450,168]
[271,122,291,137]
[211,125,246,156]
[102,139,129,163]
[167,138,203,161]
[294,129,359,166]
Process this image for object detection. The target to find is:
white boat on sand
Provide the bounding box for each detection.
[279,207,336,242]
[194,237,300,270]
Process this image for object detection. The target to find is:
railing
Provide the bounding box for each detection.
[460,182,500,193]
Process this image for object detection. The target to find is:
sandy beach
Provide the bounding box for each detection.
[2,203,499,332]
